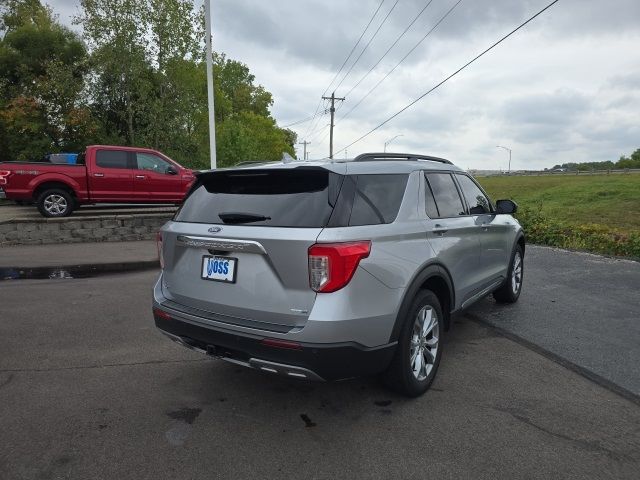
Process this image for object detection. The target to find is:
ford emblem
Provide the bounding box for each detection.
[208,226,222,233]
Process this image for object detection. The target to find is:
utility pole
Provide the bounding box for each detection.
[298,140,310,160]
[322,92,345,159]
[205,0,217,169]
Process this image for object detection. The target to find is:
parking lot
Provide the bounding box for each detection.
[1,246,639,479]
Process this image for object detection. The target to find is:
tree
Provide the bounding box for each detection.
[0,0,295,166]
[617,149,640,169]
[0,0,95,160]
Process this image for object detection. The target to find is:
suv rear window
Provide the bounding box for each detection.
[175,168,343,227]
[347,174,408,226]
[175,169,409,228]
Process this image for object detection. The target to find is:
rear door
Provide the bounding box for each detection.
[88,149,133,201]
[133,152,183,202]
[160,167,344,330]
[424,172,485,306]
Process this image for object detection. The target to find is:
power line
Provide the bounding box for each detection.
[343,0,435,100]
[308,124,331,144]
[307,0,399,145]
[338,0,464,125]
[281,113,319,129]
[301,0,386,140]
[335,0,562,155]
[333,0,401,94]
[322,0,386,98]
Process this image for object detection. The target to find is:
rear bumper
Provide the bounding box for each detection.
[153,311,396,382]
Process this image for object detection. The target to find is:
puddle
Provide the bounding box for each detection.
[0,262,158,281]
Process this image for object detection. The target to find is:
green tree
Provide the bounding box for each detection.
[216,111,295,167]
[0,0,295,166]
[616,149,640,169]
[0,0,95,160]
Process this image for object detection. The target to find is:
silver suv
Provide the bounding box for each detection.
[153,153,524,396]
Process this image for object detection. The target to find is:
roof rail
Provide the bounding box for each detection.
[352,152,452,165]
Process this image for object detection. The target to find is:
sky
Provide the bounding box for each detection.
[49,0,640,170]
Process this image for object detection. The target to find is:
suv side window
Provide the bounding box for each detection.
[95,150,129,169]
[136,153,173,174]
[424,172,465,218]
[349,174,408,226]
[455,174,492,215]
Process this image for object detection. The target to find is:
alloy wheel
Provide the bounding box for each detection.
[43,194,68,215]
[409,305,439,381]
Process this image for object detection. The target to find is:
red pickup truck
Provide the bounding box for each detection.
[0,145,195,217]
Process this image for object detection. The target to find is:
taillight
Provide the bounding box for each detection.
[156,231,164,269]
[308,241,371,293]
[0,170,10,185]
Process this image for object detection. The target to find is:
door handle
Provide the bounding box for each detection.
[135,175,145,179]
[432,224,448,236]
[93,173,104,177]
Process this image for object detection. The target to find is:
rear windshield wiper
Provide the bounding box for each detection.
[218,212,271,224]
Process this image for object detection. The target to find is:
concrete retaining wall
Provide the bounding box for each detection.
[0,213,173,246]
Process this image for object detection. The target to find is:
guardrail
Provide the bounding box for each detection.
[473,169,640,177]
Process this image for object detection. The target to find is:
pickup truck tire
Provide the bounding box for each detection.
[381,289,443,397]
[37,189,74,217]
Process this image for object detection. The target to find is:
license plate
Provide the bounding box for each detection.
[201,256,237,283]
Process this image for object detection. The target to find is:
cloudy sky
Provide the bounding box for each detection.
[50,0,640,170]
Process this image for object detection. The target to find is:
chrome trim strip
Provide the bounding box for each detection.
[460,278,505,310]
[176,235,266,254]
[248,358,325,381]
[158,329,325,381]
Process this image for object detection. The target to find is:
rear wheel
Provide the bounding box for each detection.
[381,290,443,397]
[493,244,523,303]
[37,188,74,217]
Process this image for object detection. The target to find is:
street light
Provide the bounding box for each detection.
[496,145,512,173]
[384,134,403,153]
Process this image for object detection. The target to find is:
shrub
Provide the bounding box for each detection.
[516,207,640,258]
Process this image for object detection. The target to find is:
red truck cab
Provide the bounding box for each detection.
[0,145,196,217]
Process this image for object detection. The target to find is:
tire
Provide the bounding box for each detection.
[36,188,74,218]
[493,244,524,303]
[381,289,444,397]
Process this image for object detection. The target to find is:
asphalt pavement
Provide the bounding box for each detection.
[1,250,639,479]
[466,245,640,398]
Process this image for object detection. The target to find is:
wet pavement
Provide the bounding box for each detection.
[1,248,639,478]
[0,240,157,270]
[0,203,177,223]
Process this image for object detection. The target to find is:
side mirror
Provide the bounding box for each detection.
[495,199,518,214]
[166,165,178,175]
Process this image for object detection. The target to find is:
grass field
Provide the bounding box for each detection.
[478,174,640,230]
[477,174,640,257]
